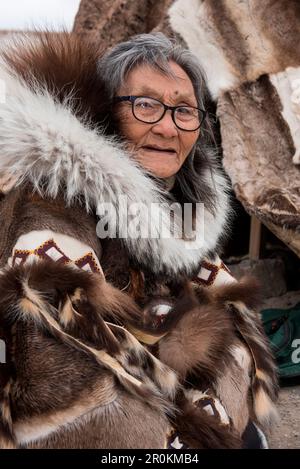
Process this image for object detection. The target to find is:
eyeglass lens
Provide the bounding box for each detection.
[133,97,202,131]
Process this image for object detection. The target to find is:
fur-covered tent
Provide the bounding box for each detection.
[74,0,300,257]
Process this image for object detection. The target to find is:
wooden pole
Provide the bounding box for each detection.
[249,215,262,260]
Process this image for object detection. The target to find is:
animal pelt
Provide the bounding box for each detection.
[165,1,300,253]
[156,278,279,428]
[171,394,241,449]
[168,0,300,99]
[127,273,278,429]
[157,290,236,382]
[0,259,242,449]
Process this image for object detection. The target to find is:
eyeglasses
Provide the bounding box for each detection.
[114,95,206,132]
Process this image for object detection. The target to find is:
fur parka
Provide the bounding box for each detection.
[0,32,278,449]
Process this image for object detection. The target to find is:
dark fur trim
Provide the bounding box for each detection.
[158,298,234,382]
[172,394,241,449]
[131,281,200,337]
[2,31,108,126]
[213,276,263,310]
[1,257,141,329]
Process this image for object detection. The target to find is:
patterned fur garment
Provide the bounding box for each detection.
[0,32,278,448]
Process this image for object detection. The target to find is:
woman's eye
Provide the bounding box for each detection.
[176,107,197,121]
[177,107,193,115]
[140,102,152,108]
[136,100,154,109]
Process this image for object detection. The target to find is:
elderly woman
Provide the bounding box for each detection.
[0,32,277,449]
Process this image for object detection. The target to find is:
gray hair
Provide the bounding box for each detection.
[98,33,221,210]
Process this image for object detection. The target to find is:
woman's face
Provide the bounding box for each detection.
[116,61,200,179]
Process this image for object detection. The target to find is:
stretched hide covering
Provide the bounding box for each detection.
[74,0,300,256]
[168,0,300,255]
[73,0,174,49]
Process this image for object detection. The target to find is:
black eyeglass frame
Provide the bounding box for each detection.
[113,95,207,132]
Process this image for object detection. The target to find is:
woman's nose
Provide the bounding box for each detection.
[151,111,178,138]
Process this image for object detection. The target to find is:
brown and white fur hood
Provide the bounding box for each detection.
[0,32,231,277]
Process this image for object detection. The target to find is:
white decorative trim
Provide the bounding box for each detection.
[8,229,103,275]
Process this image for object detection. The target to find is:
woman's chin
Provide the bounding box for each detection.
[145,164,179,178]
[154,169,178,178]
[138,154,180,178]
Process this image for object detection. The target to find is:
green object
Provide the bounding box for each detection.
[261,302,300,378]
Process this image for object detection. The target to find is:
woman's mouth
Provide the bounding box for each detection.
[141,145,177,155]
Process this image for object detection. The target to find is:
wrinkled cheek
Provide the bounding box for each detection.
[116,110,137,140]
[181,139,198,164]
